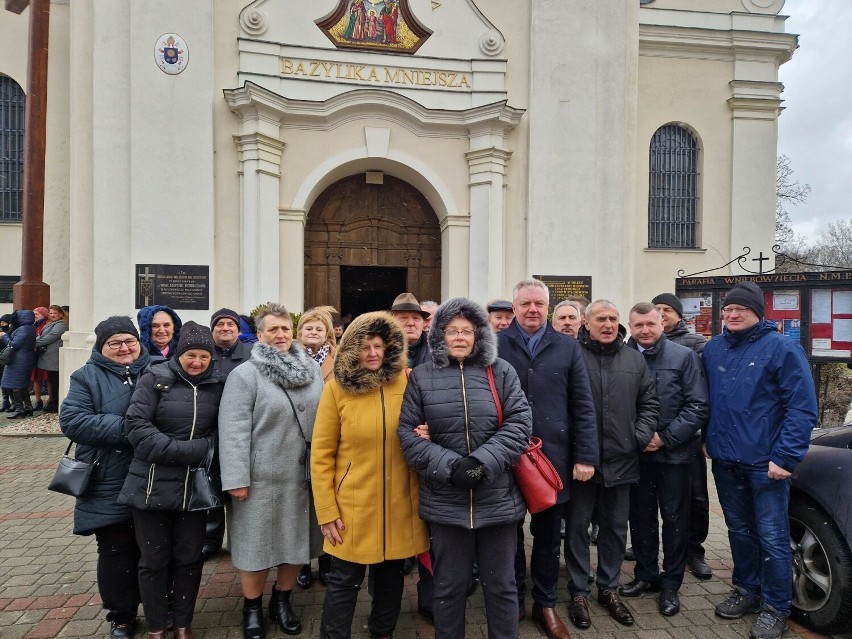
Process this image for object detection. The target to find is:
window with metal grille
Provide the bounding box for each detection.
[648,124,699,249]
[0,76,25,223]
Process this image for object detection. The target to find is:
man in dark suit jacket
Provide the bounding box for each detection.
[498,279,599,639]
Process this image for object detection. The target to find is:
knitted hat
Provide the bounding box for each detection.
[723,281,765,318]
[94,316,140,352]
[34,306,49,320]
[651,293,683,318]
[210,307,241,330]
[175,321,215,358]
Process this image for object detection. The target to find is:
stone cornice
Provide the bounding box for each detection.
[639,23,797,64]
[440,214,471,232]
[223,82,525,139]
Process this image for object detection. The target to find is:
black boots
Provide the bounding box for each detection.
[8,389,33,419]
[1,389,11,412]
[243,596,265,639]
[269,583,301,635]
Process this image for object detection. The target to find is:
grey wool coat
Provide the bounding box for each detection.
[36,320,68,371]
[218,340,324,571]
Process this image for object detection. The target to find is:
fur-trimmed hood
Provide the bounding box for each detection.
[428,297,497,368]
[249,340,318,389]
[333,311,407,395]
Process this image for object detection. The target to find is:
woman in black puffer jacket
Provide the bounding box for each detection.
[398,297,532,639]
[59,316,151,639]
[118,322,223,639]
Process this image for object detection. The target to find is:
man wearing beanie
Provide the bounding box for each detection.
[202,309,252,561]
[703,281,817,639]
[652,293,710,580]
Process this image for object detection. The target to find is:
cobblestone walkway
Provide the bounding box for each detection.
[0,434,841,639]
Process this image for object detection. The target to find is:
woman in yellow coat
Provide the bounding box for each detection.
[311,311,429,639]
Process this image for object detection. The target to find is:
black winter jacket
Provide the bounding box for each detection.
[626,335,709,464]
[212,339,252,379]
[497,321,599,503]
[398,297,532,529]
[118,359,223,511]
[666,320,706,355]
[59,349,152,535]
[577,325,660,486]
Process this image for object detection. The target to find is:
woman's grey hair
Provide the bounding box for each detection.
[512,278,549,302]
[585,299,619,321]
[553,300,583,315]
[255,302,292,332]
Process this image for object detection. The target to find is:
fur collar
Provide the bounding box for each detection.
[250,340,317,389]
[333,312,407,395]
[428,297,497,368]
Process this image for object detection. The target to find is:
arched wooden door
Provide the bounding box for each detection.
[304,173,441,317]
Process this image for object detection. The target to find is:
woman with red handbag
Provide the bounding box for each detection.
[398,297,532,639]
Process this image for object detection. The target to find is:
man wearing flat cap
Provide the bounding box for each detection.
[390,292,431,368]
[704,281,817,639]
[652,293,710,580]
[486,299,514,333]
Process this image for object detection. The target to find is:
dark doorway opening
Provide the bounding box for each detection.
[340,266,407,320]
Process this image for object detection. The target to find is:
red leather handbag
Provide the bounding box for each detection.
[486,365,563,514]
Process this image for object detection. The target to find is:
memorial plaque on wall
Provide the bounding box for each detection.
[533,275,592,306]
[0,276,19,304]
[135,264,209,310]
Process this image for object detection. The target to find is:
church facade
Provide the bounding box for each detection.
[0,0,796,378]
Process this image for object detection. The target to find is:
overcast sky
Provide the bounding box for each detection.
[778,1,852,244]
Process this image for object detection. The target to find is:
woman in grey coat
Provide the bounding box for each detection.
[218,303,324,639]
[35,305,69,412]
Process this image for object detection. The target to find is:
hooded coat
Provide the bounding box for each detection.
[398,297,532,529]
[704,319,817,472]
[117,358,223,511]
[311,312,429,564]
[60,347,152,535]
[218,340,325,571]
[1,309,37,388]
[577,324,660,486]
[666,319,707,355]
[137,305,182,358]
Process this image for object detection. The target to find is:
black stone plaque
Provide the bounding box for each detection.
[135,264,209,310]
[533,275,592,307]
[0,276,19,304]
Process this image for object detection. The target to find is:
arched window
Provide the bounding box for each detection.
[648,124,699,249]
[0,76,25,223]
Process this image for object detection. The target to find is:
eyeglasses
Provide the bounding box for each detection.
[445,329,474,337]
[107,337,139,350]
[721,306,751,316]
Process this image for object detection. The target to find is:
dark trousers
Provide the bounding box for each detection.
[689,442,710,557]
[514,503,562,607]
[132,509,206,631]
[94,520,141,624]
[432,522,518,639]
[320,556,404,639]
[564,479,631,596]
[629,462,690,590]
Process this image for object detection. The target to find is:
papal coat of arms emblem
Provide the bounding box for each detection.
[155,33,189,75]
[316,0,432,54]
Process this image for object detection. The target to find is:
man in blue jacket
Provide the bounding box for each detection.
[704,281,817,639]
[498,278,599,639]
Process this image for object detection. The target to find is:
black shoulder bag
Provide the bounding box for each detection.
[282,388,311,483]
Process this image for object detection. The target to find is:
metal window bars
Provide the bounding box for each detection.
[648,124,698,249]
[0,76,25,223]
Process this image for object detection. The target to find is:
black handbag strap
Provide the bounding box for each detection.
[282,388,309,445]
[64,440,102,464]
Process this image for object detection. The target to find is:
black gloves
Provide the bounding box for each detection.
[451,456,485,489]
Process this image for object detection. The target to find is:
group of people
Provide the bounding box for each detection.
[0,305,69,417]
[53,276,816,639]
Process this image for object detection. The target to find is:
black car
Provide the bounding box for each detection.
[790,424,852,632]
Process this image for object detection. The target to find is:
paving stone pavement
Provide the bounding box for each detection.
[0,433,844,639]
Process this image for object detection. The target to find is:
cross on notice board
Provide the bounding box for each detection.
[752,251,770,274]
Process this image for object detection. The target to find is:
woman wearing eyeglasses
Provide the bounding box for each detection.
[398,298,532,639]
[59,317,151,639]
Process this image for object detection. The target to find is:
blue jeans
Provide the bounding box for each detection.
[711,461,792,615]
